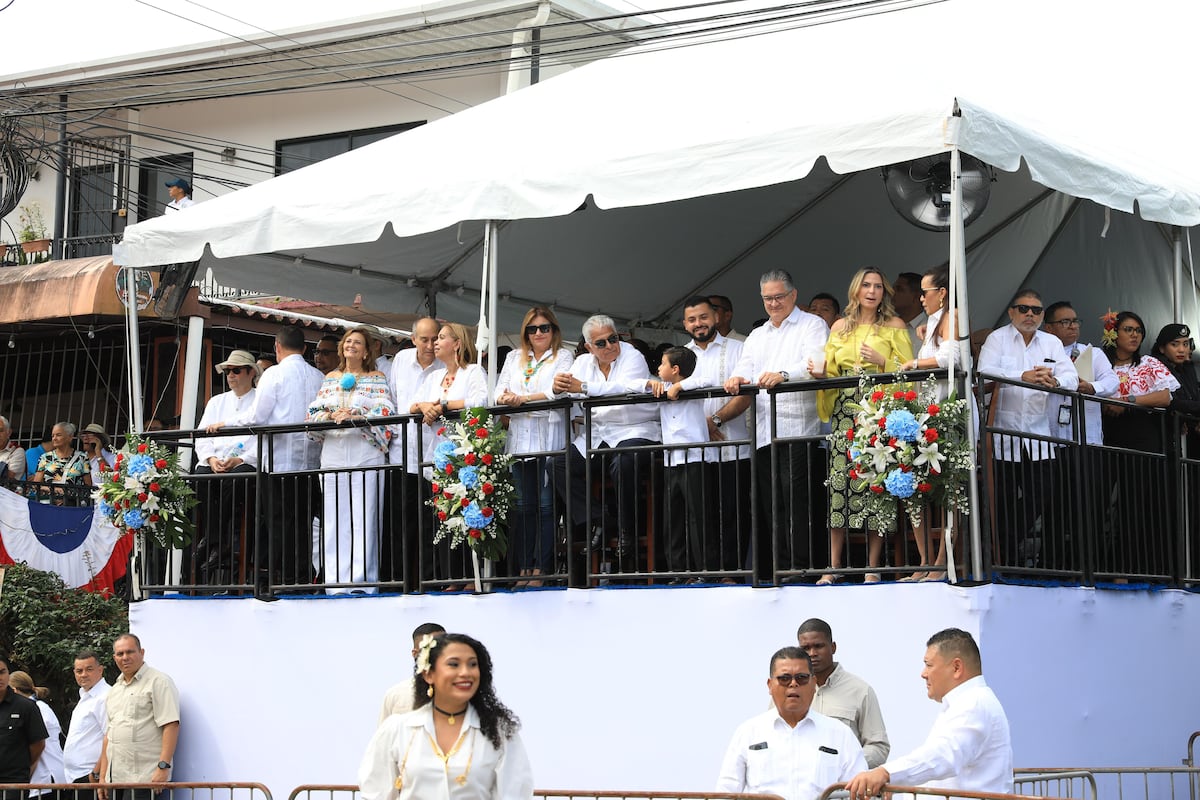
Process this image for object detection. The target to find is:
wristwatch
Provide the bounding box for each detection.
[158,761,172,770]
[579,381,589,395]
[711,414,724,429]
[779,370,791,382]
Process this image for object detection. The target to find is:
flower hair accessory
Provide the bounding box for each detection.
[415,634,438,674]
[1100,308,1119,348]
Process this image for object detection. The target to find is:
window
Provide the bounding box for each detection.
[138,153,193,220]
[275,122,425,175]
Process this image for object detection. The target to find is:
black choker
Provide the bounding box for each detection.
[433,703,469,725]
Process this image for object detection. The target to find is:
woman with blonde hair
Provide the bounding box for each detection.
[496,307,575,586]
[308,325,396,593]
[9,670,65,795]
[813,267,913,584]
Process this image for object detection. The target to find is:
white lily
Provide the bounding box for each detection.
[863,439,895,474]
[914,442,945,472]
[142,494,161,512]
[124,476,145,491]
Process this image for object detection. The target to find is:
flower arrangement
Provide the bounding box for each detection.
[93,435,197,549]
[1100,308,1119,348]
[828,375,972,530]
[426,406,515,561]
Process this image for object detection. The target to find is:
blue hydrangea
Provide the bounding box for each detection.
[124,509,147,529]
[127,454,155,476]
[883,468,916,499]
[884,409,920,442]
[433,441,457,471]
[100,500,114,518]
[463,502,492,529]
[459,466,479,490]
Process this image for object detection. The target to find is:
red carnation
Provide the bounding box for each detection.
[927,403,940,415]
[149,482,161,492]
[464,453,477,466]
[900,464,911,472]
[444,464,454,474]
[475,428,488,439]
[468,417,479,426]
[871,390,885,402]
[482,507,494,517]
[869,484,884,493]
[869,435,877,446]
[461,497,470,507]
[137,443,148,453]
[138,493,149,502]
[877,417,887,428]
[482,482,494,495]
[149,513,160,522]
[443,490,453,499]
[846,429,855,440]
[482,454,494,465]
[849,467,859,479]
[437,426,446,436]
[888,437,898,448]
[924,428,939,443]
[437,510,447,521]
[893,391,905,400]
[917,482,933,492]
[432,482,440,493]
[905,390,917,401]
[381,408,391,416]
[469,529,481,539]
[155,459,167,469]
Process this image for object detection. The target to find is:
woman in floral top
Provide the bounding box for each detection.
[1101,310,1178,453]
[308,327,395,594]
[31,422,90,504]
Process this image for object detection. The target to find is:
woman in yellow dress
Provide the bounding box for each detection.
[813,267,913,584]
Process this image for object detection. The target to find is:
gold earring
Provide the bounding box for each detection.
[427,685,434,698]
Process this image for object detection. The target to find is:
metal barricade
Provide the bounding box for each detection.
[0,782,271,800]
[1011,770,1099,799]
[818,783,1071,799]
[288,787,785,800]
[1015,766,1200,800]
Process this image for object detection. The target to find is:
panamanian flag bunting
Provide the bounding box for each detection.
[0,486,133,594]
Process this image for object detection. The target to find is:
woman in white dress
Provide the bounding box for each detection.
[359,633,533,800]
[9,671,65,796]
[411,323,488,589]
[495,307,574,587]
[308,327,395,594]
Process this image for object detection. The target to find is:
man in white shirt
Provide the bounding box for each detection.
[709,294,747,341]
[725,270,829,578]
[846,628,1012,799]
[892,272,927,353]
[193,349,260,587]
[385,318,442,586]
[551,314,660,568]
[978,289,1079,570]
[64,649,111,795]
[164,178,194,211]
[0,415,25,480]
[376,622,444,726]
[208,326,323,594]
[717,646,866,800]
[678,297,751,577]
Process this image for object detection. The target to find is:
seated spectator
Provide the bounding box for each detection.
[551,314,661,569]
[0,415,26,480]
[31,422,91,504]
[81,423,117,486]
[194,350,261,586]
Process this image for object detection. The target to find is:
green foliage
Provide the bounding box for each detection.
[0,563,127,719]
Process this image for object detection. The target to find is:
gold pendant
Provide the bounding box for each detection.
[394,778,403,791]
[448,713,456,724]
[455,775,468,787]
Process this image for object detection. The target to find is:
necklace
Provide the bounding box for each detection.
[522,351,549,383]
[427,728,476,787]
[433,703,469,725]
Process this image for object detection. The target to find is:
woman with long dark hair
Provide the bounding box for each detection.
[1101,310,1177,452]
[359,633,532,800]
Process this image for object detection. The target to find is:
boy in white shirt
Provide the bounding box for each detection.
[641,347,710,582]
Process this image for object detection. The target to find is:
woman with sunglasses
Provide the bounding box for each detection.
[412,322,488,590]
[495,308,574,587]
[308,326,396,594]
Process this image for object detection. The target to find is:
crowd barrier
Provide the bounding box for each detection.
[817,787,1070,800]
[1011,771,1098,799]
[1015,767,1200,800]
[45,368,1195,596]
[0,782,272,800]
[286,787,786,800]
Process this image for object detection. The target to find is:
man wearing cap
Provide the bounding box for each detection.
[0,416,25,480]
[164,178,194,211]
[81,424,117,487]
[194,349,260,586]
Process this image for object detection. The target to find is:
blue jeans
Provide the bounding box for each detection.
[511,457,555,573]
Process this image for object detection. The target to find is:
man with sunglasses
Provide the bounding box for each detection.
[979,289,1078,570]
[551,314,660,567]
[313,334,341,375]
[717,646,866,800]
[193,349,261,587]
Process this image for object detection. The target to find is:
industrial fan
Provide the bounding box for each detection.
[882,153,994,232]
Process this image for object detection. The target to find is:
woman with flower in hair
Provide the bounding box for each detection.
[412,323,488,590]
[495,308,574,587]
[359,632,532,800]
[1100,310,1178,453]
[308,326,395,593]
[813,267,913,584]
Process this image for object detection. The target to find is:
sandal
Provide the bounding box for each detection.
[899,572,929,583]
[863,573,882,584]
[816,574,840,585]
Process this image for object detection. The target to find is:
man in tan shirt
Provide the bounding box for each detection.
[97,634,179,800]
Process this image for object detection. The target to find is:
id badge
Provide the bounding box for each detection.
[1058,404,1072,426]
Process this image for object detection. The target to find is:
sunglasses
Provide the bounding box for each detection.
[773,672,812,686]
[1011,304,1044,315]
[525,324,554,335]
[226,366,252,375]
[591,335,621,348]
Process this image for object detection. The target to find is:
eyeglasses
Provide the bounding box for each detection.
[314,349,337,356]
[1048,318,1081,328]
[591,335,621,348]
[226,366,251,375]
[761,292,794,305]
[773,672,812,686]
[1119,325,1145,336]
[525,324,554,335]
[1010,304,1044,316]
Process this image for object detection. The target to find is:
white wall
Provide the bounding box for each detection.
[130,583,1200,796]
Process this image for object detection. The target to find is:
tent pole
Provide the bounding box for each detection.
[486,220,499,397]
[166,313,206,590]
[123,265,146,599]
[1174,227,1184,321]
[949,144,983,581]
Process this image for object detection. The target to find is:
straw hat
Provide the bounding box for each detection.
[82,423,111,450]
[215,349,263,378]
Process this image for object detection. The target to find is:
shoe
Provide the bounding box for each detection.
[919,572,946,582]
[864,573,882,584]
[815,574,840,585]
[898,572,928,583]
[668,577,689,586]
[525,579,543,588]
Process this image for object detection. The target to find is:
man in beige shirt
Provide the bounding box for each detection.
[376,622,444,725]
[98,634,179,800]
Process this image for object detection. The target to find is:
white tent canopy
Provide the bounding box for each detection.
[116,0,1200,337]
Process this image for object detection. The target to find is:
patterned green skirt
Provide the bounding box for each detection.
[827,387,896,532]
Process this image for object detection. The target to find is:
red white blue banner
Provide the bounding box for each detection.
[0,486,132,594]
